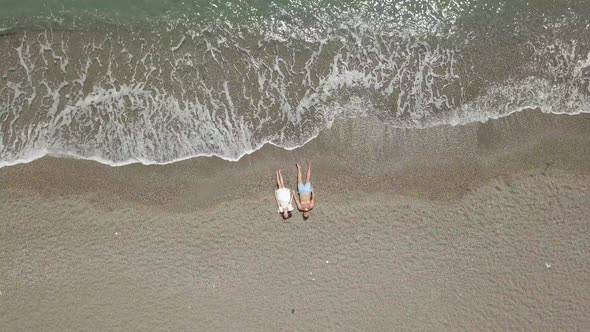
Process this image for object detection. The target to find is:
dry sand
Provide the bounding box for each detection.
[1,110,590,330]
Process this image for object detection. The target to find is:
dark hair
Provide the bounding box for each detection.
[282,211,293,220]
[303,212,310,220]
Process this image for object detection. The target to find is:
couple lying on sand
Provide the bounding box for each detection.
[275,162,315,220]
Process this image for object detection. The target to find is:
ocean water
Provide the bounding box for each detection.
[0,0,589,166]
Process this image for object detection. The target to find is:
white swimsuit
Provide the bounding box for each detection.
[275,188,294,213]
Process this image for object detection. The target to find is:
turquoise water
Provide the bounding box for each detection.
[0,1,589,166]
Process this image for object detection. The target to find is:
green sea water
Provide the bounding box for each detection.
[0,0,589,166]
[1,0,586,18]
[1,0,399,20]
[1,0,268,19]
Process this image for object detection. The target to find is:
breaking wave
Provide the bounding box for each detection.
[0,1,589,167]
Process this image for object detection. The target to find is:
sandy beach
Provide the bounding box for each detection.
[1,109,590,330]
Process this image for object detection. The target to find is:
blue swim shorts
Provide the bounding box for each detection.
[298,182,313,194]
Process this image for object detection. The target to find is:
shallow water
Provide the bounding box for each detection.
[0,0,589,166]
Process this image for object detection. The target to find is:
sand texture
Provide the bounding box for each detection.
[1,110,590,330]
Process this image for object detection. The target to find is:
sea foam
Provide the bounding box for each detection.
[0,7,588,167]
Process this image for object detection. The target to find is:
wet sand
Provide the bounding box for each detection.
[1,110,590,330]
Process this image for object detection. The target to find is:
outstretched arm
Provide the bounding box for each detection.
[296,164,303,185]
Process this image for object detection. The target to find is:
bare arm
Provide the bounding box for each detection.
[292,190,302,210]
[274,193,280,209]
[309,190,316,209]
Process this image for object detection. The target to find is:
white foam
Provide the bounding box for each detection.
[0,9,588,168]
[425,76,590,128]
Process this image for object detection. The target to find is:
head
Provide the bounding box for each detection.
[303,211,310,220]
[282,209,292,220]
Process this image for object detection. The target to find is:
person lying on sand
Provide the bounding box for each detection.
[275,170,294,220]
[293,162,315,220]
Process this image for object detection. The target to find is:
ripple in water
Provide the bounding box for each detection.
[0,1,589,166]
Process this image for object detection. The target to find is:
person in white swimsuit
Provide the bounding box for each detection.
[275,169,294,220]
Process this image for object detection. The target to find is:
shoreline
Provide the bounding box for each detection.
[1,110,590,329]
[1,109,589,209]
[1,108,588,170]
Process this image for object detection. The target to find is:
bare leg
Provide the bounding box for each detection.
[296,163,303,184]
[278,170,286,188]
[276,171,282,188]
[306,161,312,183]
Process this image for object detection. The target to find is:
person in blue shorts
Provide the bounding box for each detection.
[293,161,315,220]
